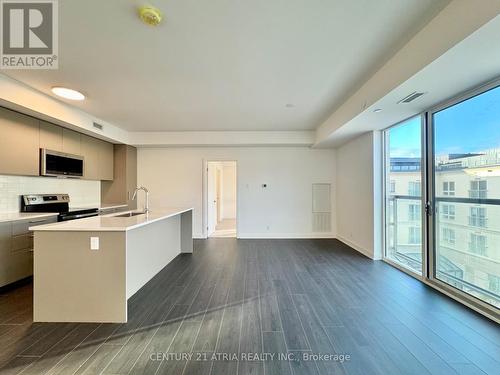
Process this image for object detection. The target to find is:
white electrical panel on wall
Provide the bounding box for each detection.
[312,183,331,232]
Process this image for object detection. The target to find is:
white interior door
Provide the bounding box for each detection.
[207,163,217,235]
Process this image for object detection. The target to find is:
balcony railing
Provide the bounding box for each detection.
[386,195,500,307]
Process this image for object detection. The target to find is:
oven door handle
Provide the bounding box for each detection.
[61,212,98,220]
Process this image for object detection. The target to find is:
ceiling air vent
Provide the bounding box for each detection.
[398,91,426,104]
[93,122,104,131]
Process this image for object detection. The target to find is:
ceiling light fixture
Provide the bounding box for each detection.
[373,108,382,113]
[51,87,85,101]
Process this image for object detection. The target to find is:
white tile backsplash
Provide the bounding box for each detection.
[0,175,100,212]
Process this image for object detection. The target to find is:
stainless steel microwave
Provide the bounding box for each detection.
[40,149,84,178]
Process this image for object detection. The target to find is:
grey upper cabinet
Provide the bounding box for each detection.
[101,145,136,209]
[62,128,81,155]
[40,120,63,151]
[0,107,39,176]
[0,107,113,180]
[81,134,101,180]
[81,134,114,181]
[99,139,114,181]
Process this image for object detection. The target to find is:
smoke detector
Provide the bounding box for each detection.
[138,6,163,26]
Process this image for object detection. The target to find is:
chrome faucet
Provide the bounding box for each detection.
[132,186,150,213]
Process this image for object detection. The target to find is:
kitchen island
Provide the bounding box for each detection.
[30,208,193,323]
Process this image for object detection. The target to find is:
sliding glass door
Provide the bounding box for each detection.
[384,116,424,275]
[431,84,500,309]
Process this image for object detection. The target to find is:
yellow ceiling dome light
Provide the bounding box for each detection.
[138,5,163,26]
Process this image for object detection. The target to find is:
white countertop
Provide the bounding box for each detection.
[29,208,193,232]
[0,212,59,223]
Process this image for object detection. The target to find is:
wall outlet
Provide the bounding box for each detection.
[266,225,270,231]
[90,237,99,250]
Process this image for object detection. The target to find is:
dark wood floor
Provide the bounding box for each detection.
[0,239,498,375]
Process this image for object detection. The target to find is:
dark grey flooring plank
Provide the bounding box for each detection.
[49,323,120,375]
[292,294,346,375]
[128,304,189,375]
[156,321,201,375]
[259,294,282,332]
[262,331,292,375]
[20,324,99,375]
[74,344,122,375]
[273,280,310,351]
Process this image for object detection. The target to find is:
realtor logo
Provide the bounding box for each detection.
[1,0,58,69]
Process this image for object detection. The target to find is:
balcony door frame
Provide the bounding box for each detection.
[382,114,427,280]
[426,78,500,318]
[382,77,500,321]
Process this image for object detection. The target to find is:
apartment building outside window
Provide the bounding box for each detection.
[441,204,455,220]
[443,181,455,196]
[389,180,396,193]
[408,181,421,196]
[489,275,500,294]
[408,227,421,244]
[408,204,420,221]
[469,207,487,228]
[469,234,487,256]
[442,228,456,245]
[469,180,487,199]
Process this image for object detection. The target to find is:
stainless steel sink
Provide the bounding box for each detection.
[114,212,145,218]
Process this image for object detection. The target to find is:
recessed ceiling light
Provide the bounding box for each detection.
[51,87,85,101]
[373,108,382,113]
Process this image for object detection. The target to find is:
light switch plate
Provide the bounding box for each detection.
[90,237,99,250]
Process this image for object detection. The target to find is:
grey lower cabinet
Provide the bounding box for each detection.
[0,216,57,288]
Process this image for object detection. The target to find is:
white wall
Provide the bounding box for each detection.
[0,175,100,212]
[221,164,237,219]
[137,147,336,238]
[335,131,382,259]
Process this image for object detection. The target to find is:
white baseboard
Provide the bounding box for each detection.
[237,232,336,239]
[337,235,377,260]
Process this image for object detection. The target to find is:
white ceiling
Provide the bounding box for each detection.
[322,14,500,147]
[3,0,449,132]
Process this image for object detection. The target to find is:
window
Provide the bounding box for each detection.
[443,181,455,196]
[469,180,487,199]
[469,207,487,227]
[384,116,423,275]
[408,181,421,196]
[433,83,500,309]
[441,204,455,220]
[442,228,455,245]
[489,275,500,294]
[389,180,396,193]
[408,227,421,244]
[469,234,487,256]
[408,204,420,221]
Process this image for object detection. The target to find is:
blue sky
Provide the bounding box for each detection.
[389,85,500,157]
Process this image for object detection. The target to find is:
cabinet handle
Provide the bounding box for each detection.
[29,219,47,223]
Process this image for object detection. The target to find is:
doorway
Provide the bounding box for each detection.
[206,161,237,238]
